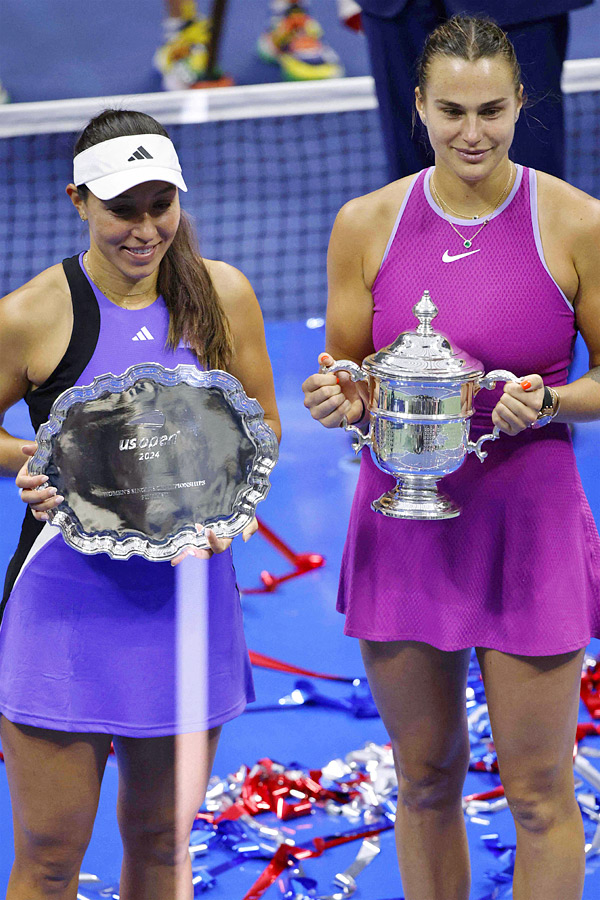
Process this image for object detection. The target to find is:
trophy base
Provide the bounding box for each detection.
[371,478,460,520]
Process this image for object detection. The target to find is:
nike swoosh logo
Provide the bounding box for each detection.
[442,248,482,262]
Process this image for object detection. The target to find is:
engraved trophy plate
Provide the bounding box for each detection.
[29,364,278,560]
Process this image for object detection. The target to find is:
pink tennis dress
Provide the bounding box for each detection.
[337,166,600,655]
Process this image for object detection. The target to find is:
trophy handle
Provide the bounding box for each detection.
[468,369,521,462]
[478,368,521,392]
[319,358,369,383]
[319,357,370,453]
[340,416,371,454]
[467,425,501,462]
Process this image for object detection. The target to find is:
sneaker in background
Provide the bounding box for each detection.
[337,0,363,32]
[154,0,233,90]
[258,1,344,81]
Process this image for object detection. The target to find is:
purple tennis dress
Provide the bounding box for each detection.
[0,254,254,736]
[338,166,600,655]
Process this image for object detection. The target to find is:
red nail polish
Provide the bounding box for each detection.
[521,380,531,391]
[336,377,340,384]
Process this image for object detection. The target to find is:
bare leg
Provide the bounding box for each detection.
[115,726,221,900]
[360,640,472,900]
[477,647,586,900]
[0,717,112,900]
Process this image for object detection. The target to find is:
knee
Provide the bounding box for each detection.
[503,766,574,835]
[395,746,470,813]
[505,792,561,835]
[15,830,88,892]
[119,811,190,867]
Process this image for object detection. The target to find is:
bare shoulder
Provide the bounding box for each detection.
[0,264,71,397]
[0,264,70,339]
[204,258,252,297]
[203,258,262,323]
[330,175,418,289]
[333,175,417,239]
[536,171,600,244]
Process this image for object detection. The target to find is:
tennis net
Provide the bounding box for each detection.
[0,66,598,320]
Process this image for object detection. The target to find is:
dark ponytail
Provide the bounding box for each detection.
[74,109,233,370]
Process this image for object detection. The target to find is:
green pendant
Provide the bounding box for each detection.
[464,239,472,249]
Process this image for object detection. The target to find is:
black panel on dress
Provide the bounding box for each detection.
[2,254,101,618]
[25,254,101,432]
[1,511,45,619]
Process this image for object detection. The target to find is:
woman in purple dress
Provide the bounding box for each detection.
[0,109,280,899]
[302,15,600,900]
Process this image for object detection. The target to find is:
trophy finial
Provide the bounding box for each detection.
[413,290,438,335]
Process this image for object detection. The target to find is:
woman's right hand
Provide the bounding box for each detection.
[302,352,365,429]
[15,443,64,522]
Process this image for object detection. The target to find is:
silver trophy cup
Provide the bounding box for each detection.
[323,291,519,520]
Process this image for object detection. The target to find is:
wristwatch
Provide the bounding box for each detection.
[531,386,560,429]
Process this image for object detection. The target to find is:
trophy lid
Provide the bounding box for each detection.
[363,290,484,382]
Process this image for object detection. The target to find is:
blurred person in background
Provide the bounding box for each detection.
[155,0,344,89]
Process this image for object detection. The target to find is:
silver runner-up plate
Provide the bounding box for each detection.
[29,363,279,560]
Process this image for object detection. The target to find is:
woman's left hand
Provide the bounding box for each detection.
[492,374,545,435]
[170,518,259,566]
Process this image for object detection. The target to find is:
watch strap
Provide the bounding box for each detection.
[539,386,554,416]
[531,386,560,429]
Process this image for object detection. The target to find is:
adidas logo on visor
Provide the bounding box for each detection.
[128,146,154,162]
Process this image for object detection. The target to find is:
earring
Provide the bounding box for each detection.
[80,214,87,222]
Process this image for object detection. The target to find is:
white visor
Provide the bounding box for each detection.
[73,133,187,200]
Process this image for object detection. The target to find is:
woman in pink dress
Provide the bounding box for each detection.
[302,15,600,900]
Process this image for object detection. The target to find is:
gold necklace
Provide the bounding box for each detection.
[431,163,513,219]
[430,163,514,249]
[83,252,157,309]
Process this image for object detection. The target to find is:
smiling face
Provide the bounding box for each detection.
[415,54,522,185]
[69,180,180,284]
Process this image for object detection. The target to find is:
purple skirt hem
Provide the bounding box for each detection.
[0,693,251,737]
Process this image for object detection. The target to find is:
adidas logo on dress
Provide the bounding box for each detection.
[128,146,153,162]
[132,326,154,341]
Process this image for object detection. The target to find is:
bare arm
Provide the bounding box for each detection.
[1,271,74,532]
[325,198,379,365]
[0,290,66,521]
[554,197,600,421]
[0,418,31,476]
[496,181,600,433]
[1,266,72,476]
[0,290,38,475]
[302,192,387,428]
[208,260,281,442]
[168,261,282,565]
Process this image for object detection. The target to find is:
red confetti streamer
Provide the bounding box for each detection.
[463,785,505,803]
[214,758,356,824]
[248,649,356,683]
[242,824,392,900]
[241,518,325,594]
[581,663,600,720]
